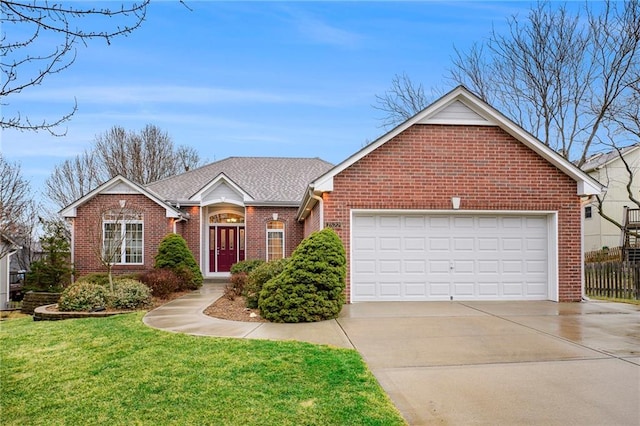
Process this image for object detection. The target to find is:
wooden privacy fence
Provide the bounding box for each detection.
[585,261,640,300]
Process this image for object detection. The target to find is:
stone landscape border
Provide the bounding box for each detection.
[33,304,133,321]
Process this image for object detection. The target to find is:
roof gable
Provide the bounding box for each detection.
[145,157,334,204]
[190,173,254,206]
[582,143,640,172]
[60,175,182,218]
[311,86,602,196]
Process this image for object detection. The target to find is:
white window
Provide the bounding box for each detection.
[266,220,284,261]
[103,210,143,264]
[585,206,593,220]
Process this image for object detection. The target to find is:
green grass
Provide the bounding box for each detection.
[588,295,640,305]
[0,313,406,425]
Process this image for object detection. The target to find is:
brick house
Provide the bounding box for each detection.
[61,86,601,302]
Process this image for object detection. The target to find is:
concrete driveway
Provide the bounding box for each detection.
[337,300,640,425]
[145,285,640,425]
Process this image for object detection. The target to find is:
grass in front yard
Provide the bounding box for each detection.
[0,313,406,425]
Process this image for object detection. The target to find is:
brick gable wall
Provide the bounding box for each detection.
[72,194,174,278]
[322,124,582,302]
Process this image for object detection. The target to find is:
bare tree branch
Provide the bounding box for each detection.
[46,124,203,209]
[1,1,150,134]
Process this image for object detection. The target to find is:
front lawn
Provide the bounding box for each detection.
[0,313,406,425]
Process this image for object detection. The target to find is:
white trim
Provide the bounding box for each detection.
[349,209,559,303]
[189,172,254,203]
[102,218,144,266]
[59,175,181,218]
[266,220,285,261]
[308,86,602,200]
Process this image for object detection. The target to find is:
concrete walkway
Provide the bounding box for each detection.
[144,283,640,425]
[143,283,353,348]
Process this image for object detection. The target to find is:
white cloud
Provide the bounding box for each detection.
[14,84,354,108]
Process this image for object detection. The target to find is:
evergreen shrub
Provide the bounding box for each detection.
[154,234,203,289]
[259,229,346,323]
[230,259,265,275]
[245,258,289,309]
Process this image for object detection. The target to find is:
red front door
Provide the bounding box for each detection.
[210,226,244,272]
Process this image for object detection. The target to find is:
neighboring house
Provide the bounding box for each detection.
[581,143,640,252]
[61,86,601,302]
[0,234,20,310]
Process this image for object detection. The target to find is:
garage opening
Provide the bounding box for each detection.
[351,212,554,302]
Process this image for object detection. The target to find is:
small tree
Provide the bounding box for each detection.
[259,229,346,323]
[90,202,143,291]
[25,218,72,292]
[154,234,203,289]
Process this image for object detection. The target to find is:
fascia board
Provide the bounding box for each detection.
[59,175,182,218]
[189,172,254,203]
[308,87,472,191]
[311,85,603,197]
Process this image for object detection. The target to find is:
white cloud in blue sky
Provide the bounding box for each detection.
[2,0,538,204]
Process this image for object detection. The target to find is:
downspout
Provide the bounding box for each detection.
[308,189,324,230]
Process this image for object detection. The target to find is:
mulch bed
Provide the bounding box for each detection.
[203,295,267,323]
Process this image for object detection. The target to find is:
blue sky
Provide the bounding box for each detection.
[2,1,545,204]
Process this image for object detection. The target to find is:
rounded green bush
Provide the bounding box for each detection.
[245,258,289,309]
[58,281,109,312]
[230,259,265,275]
[154,234,203,289]
[109,278,151,310]
[259,229,346,323]
[76,273,110,287]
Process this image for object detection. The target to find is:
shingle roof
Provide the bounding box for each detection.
[145,157,334,204]
[581,143,640,172]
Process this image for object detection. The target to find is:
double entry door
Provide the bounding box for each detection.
[209,226,245,272]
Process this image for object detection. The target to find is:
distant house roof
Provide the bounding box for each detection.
[581,143,640,173]
[145,157,334,204]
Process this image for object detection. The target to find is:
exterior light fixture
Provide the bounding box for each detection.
[451,197,461,210]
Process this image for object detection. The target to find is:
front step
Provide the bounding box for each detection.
[203,277,229,284]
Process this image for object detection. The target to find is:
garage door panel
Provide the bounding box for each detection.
[429,282,450,297]
[453,238,474,251]
[404,260,426,274]
[352,213,550,302]
[404,237,426,251]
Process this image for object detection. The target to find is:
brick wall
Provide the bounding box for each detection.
[176,206,201,267]
[322,124,583,302]
[245,206,304,261]
[73,194,174,277]
[303,202,322,237]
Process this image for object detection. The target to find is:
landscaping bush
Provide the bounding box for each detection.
[75,273,110,287]
[226,259,266,301]
[245,258,289,309]
[140,269,180,298]
[230,259,265,275]
[154,234,203,289]
[224,272,246,301]
[174,265,198,291]
[259,229,346,323]
[109,279,151,310]
[58,281,109,312]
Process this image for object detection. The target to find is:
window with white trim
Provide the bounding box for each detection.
[103,210,143,264]
[266,220,284,261]
[585,206,593,219]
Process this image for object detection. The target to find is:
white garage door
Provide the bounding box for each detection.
[352,213,549,301]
